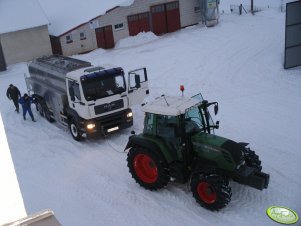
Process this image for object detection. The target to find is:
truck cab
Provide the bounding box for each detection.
[65,65,148,139]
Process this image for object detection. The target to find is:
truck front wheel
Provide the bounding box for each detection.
[127,147,169,190]
[69,119,82,141]
[190,173,231,211]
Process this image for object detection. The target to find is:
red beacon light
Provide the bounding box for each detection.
[180,85,185,96]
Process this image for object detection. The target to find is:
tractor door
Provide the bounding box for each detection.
[127,68,149,106]
[156,114,183,160]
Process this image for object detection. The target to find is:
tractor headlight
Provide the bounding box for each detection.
[126,111,133,119]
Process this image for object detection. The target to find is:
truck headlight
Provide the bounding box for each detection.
[86,123,96,130]
[126,112,133,118]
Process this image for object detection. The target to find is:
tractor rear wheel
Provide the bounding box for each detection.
[127,147,169,190]
[190,173,231,211]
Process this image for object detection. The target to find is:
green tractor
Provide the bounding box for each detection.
[125,89,269,210]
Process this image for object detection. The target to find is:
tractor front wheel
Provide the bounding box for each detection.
[127,147,169,190]
[190,173,231,211]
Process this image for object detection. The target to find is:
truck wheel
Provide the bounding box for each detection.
[127,147,169,190]
[190,173,231,211]
[244,149,262,171]
[36,102,44,117]
[69,119,82,141]
[43,105,54,123]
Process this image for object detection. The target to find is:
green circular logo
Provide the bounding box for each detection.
[267,206,299,224]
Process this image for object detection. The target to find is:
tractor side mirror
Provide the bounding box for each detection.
[214,103,219,115]
[135,74,141,89]
[215,121,220,129]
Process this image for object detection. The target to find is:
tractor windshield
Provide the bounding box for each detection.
[185,105,215,134]
[184,106,204,133]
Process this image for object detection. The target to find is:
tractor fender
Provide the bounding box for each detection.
[125,135,175,163]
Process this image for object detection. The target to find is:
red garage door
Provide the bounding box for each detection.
[95,25,115,49]
[128,12,150,36]
[151,1,181,35]
[151,4,167,35]
[166,1,181,33]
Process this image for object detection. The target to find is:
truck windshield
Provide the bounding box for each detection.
[81,73,126,101]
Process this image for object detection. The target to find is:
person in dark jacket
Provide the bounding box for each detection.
[6,84,21,113]
[19,93,35,122]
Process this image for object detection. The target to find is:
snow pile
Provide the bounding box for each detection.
[0,2,301,226]
[115,32,159,49]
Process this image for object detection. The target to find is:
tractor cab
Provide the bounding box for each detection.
[141,93,219,140]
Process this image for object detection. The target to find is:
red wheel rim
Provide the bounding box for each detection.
[134,154,158,183]
[197,182,217,204]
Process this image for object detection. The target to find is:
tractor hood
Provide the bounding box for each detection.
[191,132,245,165]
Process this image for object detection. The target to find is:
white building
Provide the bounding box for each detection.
[0,0,52,69]
[41,0,202,56]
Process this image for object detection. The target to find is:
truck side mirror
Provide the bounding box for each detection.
[214,103,219,115]
[135,74,141,89]
[69,87,75,102]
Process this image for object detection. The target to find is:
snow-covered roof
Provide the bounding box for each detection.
[142,96,201,116]
[38,0,134,37]
[0,0,49,34]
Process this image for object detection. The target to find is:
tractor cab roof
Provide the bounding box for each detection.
[142,95,201,116]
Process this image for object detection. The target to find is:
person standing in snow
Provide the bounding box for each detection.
[6,84,21,113]
[19,93,35,122]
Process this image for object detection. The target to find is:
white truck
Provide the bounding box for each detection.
[25,55,149,141]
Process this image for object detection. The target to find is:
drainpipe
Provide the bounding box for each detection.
[0,38,7,72]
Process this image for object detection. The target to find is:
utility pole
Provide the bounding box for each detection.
[251,0,254,15]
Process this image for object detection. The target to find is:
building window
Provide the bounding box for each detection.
[114,23,124,31]
[128,15,138,22]
[166,2,179,11]
[66,34,73,44]
[80,31,86,40]
[194,6,201,12]
[151,5,165,13]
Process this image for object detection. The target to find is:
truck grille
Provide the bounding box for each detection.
[96,110,126,132]
[94,99,124,115]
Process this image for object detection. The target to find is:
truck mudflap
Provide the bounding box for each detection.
[233,165,269,190]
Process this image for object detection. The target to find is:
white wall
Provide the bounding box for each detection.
[0,25,52,65]
[0,113,27,225]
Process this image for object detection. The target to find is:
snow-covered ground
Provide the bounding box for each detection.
[1,1,301,226]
